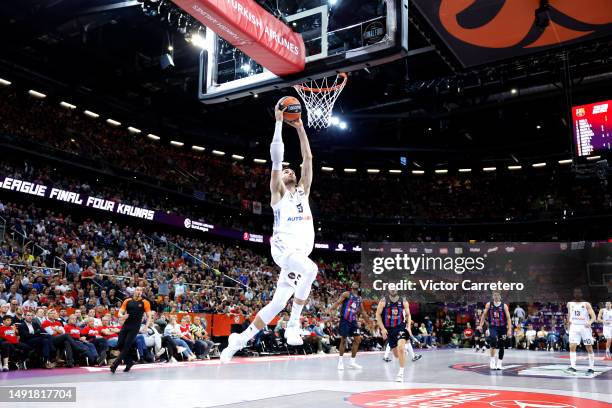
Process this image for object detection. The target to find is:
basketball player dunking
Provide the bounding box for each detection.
[375,289,413,382]
[478,291,511,370]
[567,288,596,374]
[221,102,317,362]
[597,301,612,360]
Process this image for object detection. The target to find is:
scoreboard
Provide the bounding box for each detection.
[572,100,611,157]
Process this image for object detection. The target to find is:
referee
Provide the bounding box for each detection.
[111,286,153,373]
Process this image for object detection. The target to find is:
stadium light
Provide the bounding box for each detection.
[106,118,121,126]
[344,168,357,173]
[330,116,340,126]
[508,165,522,170]
[367,169,380,173]
[483,167,496,172]
[558,159,573,165]
[321,166,334,172]
[532,162,546,168]
[388,169,402,174]
[212,150,225,156]
[127,127,141,134]
[60,101,76,110]
[147,133,160,140]
[587,155,601,161]
[170,140,184,147]
[28,90,46,99]
[192,145,205,152]
[511,88,518,95]
[434,169,448,174]
[254,158,267,164]
[0,78,11,86]
[232,154,244,160]
[411,170,425,175]
[329,0,338,6]
[187,32,210,51]
[536,125,542,129]
[84,110,100,118]
[339,121,348,130]
[458,168,472,173]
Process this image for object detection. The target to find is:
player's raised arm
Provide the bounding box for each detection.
[289,120,313,194]
[270,103,286,205]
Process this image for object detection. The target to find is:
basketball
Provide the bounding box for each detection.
[278,96,302,122]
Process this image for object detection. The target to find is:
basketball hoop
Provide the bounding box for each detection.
[294,73,348,129]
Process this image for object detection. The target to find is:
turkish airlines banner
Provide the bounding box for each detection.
[172,0,306,76]
[413,0,612,67]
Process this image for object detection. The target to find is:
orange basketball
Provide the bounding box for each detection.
[278,96,302,122]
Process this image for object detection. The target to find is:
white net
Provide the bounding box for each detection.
[293,73,347,129]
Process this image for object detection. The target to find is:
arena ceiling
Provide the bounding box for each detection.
[0,0,611,169]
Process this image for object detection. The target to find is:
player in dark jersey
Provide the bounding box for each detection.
[328,282,370,370]
[375,289,414,382]
[110,286,153,373]
[478,291,512,370]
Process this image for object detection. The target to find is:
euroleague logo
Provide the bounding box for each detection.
[434,0,612,49]
[346,388,610,408]
[184,218,192,229]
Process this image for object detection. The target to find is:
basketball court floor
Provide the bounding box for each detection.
[2,349,610,408]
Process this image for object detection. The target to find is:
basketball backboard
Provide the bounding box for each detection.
[199,0,408,103]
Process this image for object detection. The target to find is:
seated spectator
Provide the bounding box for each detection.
[535,326,548,350]
[546,326,559,351]
[81,317,109,366]
[100,315,121,348]
[41,309,77,367]
[179,315,202,360]
[190,316,214,359]
[163,315,195,361]
[525,324,537,350]
[417,323,433,348]
[18,311,55,368]
[513,325,526,349]
[139,318,165,360]
[64,315,98,364]
[462,322,474,347]
[0,315,31,371]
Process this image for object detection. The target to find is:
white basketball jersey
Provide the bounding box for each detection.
[271,186,314,253]
[568,302,589,325]
[603,308,612,326]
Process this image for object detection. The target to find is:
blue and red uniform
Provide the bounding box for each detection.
[383,297,409,349]
[487,302,508,348]
[339,293,362,337]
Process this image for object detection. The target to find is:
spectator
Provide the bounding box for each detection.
[41,309,76,368]
[525,324,537,350]
[190,316,214,359]
[163,315,195,361]
[64,315,98,364]
[66,259,81,282]
[18,311,55,368]
[0,315,31,371]
[81,317,109,366]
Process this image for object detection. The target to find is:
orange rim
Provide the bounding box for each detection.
[294,72,348,93]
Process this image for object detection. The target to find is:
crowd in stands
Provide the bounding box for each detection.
[1,88,612,229]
